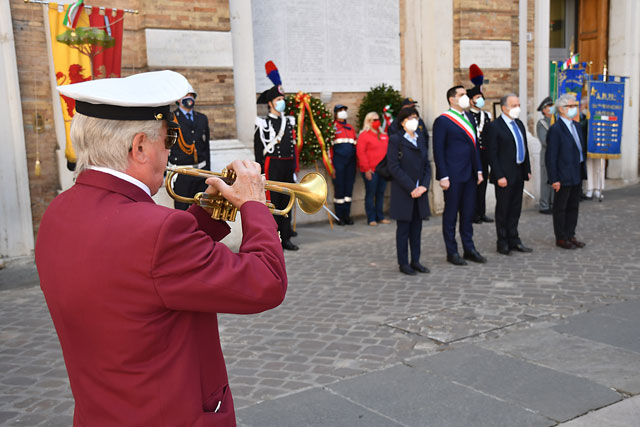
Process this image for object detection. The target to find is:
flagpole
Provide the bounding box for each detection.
[24,0,139,14]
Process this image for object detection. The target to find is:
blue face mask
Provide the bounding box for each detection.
[474,97,485,108]
[274,99,286,113]
[549,106,556,115]
[567,107,578,118]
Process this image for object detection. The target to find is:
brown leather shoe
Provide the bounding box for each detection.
[556,239,576,249]
[569,237,586,248]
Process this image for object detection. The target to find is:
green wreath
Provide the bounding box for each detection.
[285,94,336,168]
[356,84,403,130]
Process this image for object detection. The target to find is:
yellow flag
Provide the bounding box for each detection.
[48,3,92,165]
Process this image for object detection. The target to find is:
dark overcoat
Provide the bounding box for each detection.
[387,132,432,221]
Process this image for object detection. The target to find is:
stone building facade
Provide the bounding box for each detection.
[2,0,639,259]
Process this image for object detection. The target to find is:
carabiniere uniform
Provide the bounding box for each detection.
[467,90,492,222]
[169,108,211,210]
[254,110,297,243]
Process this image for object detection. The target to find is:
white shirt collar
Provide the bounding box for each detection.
[88,166,151,197]
[501,113,515,125]
[560,116,575,129]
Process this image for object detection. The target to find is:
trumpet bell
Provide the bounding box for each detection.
[293,172,327,215]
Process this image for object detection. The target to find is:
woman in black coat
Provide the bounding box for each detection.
[387,107,432,275]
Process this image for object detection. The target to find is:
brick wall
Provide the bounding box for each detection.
[10,0,234,237]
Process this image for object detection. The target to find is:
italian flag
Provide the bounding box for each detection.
[560,54,580,71]
[594,115,617,121]
[63,0,84,29]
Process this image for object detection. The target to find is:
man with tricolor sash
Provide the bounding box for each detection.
[433,86,487,266]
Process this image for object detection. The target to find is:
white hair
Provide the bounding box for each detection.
[555,93,577,109]
[71,113,163,175]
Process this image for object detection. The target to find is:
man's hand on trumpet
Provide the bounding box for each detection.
[205,159,267,210]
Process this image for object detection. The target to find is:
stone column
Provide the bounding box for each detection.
[229,0,257,149]
[534,0,550,121]
[403,0,453,214]
[0,2,35,258]
[607,0,640,181]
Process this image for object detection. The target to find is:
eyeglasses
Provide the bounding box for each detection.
[566,104,580,108]
[165,128,179,149]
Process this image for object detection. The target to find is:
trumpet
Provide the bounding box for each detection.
[165,166,327,222]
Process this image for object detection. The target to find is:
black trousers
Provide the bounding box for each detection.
[474,149,490,219]
[442,179,476,255]
[396,200,422,265]
[494,176,524,248]
[553,184,581,241]
[173,175,207,211]
[266,158,295,242]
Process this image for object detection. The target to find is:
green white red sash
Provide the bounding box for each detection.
[441,109,476,147]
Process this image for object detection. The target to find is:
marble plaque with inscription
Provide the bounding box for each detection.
[146,29,233,68]
[252,0,401,93]
[460,40,511,69]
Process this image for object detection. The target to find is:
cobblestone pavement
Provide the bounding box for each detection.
[1,185,639,425]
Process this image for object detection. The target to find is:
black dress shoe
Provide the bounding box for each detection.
[290,231,298,237]
[497,245,511,255]
[410,262,430,273]
[511,243,533,253]
[282,240,299,251]
[569,237,586,248]
[399,264,417,275]
[473,217,483,224]
[463,249,487,263]
[556,239,576,249]
[539,209,553,215]
[343,217,354,225]
[480,215,494,223]
[335,219,345,226]
[447,253,468,266]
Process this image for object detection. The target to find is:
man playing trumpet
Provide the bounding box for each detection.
[35,70,288,427]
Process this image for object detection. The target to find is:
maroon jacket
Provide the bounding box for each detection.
[35,170,287,426]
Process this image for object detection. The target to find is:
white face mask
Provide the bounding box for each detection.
[457,94,470,109]
[405,118,419,132]
[508,106,521,119]
[337,110,348,120]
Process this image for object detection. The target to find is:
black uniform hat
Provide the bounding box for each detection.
[537,96,554,111]
[401,97,418,107]
[333,104,347,113]
[57,70,188,129]
[467,86,483,99]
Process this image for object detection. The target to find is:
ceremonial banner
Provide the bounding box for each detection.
[47,2,124,167]
[586,77,625,159]
[558,67,586,103]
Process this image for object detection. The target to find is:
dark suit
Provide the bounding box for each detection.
[433,111,483,256]
[170,108,211,210]
[387,132,431,266]
[545,118,587,241]
[486,115,531,249]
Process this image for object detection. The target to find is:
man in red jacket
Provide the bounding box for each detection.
[35,70,288,427]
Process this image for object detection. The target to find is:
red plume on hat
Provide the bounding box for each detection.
[265,61,282,87]
[469,64,484,87]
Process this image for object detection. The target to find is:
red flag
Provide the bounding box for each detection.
[88,8,124,79]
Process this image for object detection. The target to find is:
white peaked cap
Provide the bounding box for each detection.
[57,70,189,122]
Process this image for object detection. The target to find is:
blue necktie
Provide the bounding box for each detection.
[187,112,193,122]
[510,121,525,163]
[570,122,584,162]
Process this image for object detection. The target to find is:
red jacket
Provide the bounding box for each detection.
[356,130,389,172]
[35,170,287,427]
